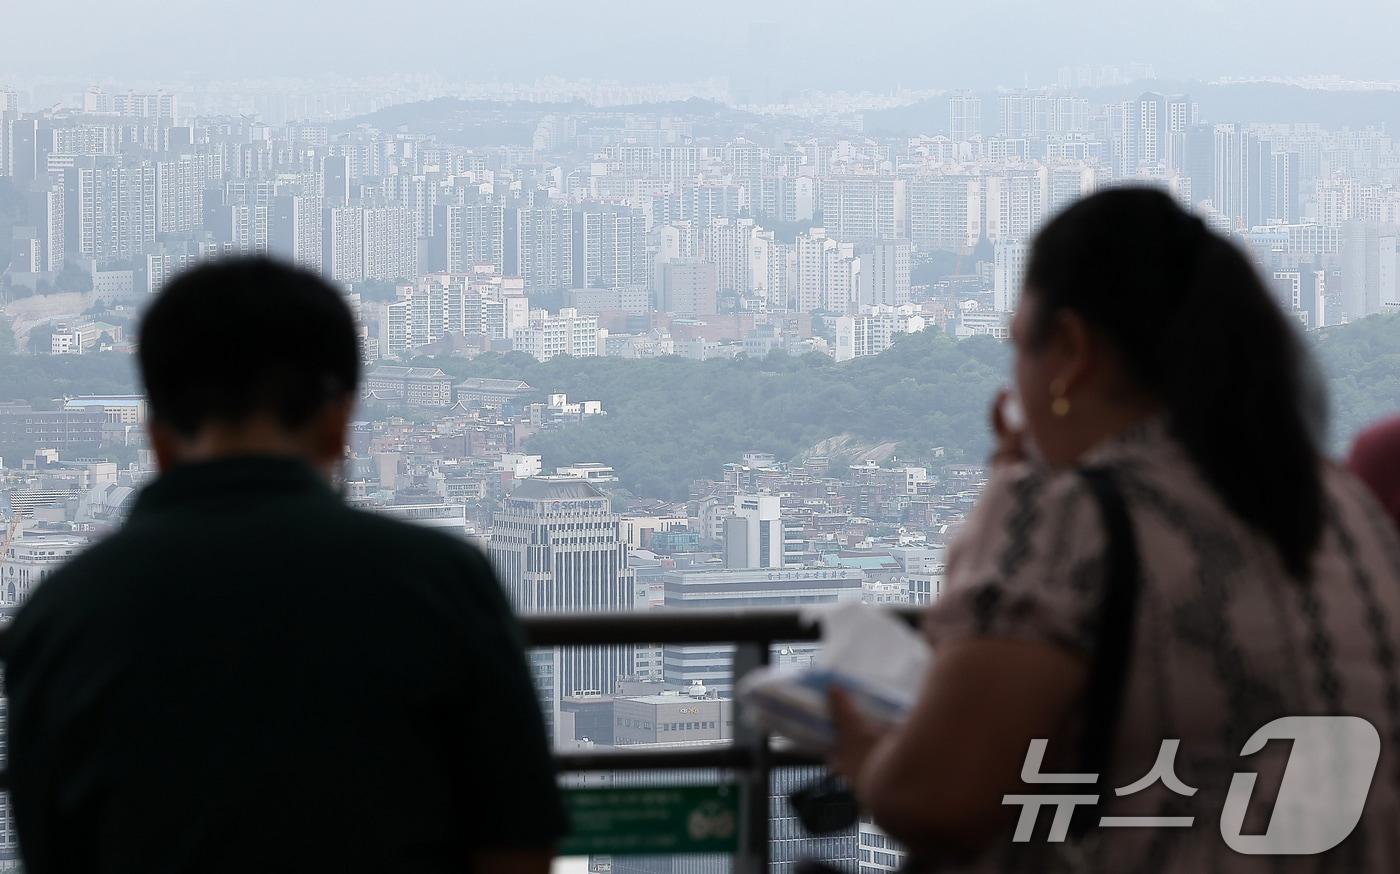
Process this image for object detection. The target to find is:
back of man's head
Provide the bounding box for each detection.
[139,258,360,463]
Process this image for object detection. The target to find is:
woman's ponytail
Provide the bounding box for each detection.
[1027,188,1324,579]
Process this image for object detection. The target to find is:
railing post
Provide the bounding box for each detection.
[732,639,771,874]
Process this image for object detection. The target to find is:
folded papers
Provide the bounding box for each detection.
[736,603,931,752]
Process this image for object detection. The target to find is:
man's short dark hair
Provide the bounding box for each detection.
[139,257,361,437]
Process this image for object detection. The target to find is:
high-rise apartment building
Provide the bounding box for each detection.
[1213,125,1300,228]
[749,228,794,312]
[1341,221,1400,320]
[658,260,718,316]
[62,158,157,262]
[320,205,414,283]
[269,193,324,272]
[504,195,575,294]
[26,186,65,273]
[573,204,648,290]
[432,196,505,273]
[993,241,1030,312]
[156,155,218,234]
[6,117,38,183]
[856,240,911,307]
[322,206,366,283]
[699,216,756,293]
[819,177,904,241]
[907,176,981,251]
[983,170,1048,243]
[1047,164,1097,216]
[948,92,982,142]
[795,228,860,314]
[361,205,415,281]
[322,155,350,207]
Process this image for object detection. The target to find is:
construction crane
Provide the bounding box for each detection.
[0,515,20,559]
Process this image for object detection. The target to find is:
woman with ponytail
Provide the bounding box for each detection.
[827,188,1400,872]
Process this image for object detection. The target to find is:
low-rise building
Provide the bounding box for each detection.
[613,687,733,746]
[362,366,453,408]
[0,403,105,455]
[512,308,599,362]
[62,395,147,424]
[50,321,124,355]
[2,532,87,604]
[453,377,536,410]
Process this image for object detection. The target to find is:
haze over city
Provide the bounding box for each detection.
[7,0,1400,88]
[4,3,1400,872]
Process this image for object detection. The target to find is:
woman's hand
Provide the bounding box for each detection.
[988,388,1027,467]
[826,686,886,792]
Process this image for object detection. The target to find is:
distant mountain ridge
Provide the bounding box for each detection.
[333,96,771,146]
[865,81,1400,136]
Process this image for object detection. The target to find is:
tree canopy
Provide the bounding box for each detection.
[423,314,1400,499]
[0,312,1395,501]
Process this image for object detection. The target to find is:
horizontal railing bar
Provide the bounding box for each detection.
[553,744,825,772]
[520,606,921,647]
[0,609,909,795]
[556,746,751,772]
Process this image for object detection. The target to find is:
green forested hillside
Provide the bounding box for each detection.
[0,313,1396,501]
[0,352,139,408]
[425,331,1009,498]
[426,314,1400,499]
[1315,314,1400,451]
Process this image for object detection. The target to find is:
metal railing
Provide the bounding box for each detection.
[522,606,922,874]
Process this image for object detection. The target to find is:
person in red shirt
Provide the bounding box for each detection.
[1347,415,1400,534]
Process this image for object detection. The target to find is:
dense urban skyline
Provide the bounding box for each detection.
[4,16,1400,873]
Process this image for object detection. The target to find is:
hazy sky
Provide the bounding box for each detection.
[5,0,1400,90]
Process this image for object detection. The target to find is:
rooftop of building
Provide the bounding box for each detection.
[510,476,607,502]
[621,693,730,705]
[61,396,146,405]
[366,365,450,380]
[454,377,534,392]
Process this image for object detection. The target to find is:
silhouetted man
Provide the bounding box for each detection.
[2,258,566,873]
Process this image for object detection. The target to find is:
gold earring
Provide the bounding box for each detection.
[1050,378,1070,417]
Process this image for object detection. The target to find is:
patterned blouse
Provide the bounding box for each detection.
[923,416,1400,872]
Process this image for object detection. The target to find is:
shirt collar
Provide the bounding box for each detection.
[131,456,336,516]
[1079,413,1175,467]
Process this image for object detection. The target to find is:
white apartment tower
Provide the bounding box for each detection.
[907,176,981,251]
[948,93,982,143]
[993,241,1031,312]
[725,494,785,570]
[795,228,861,314]
[857,240,912,307]
[819,177,905,241]
[512,308,600,362]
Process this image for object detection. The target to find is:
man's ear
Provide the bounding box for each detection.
[313,395,355,465]
[147,421,184,473]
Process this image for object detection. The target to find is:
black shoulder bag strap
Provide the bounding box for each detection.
[1070,466,1143,840]
[895,468,1143,873]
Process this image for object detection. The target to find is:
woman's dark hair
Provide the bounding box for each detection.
[1025,187,1324,579]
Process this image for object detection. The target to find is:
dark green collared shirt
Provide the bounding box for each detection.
[3,456,565,874]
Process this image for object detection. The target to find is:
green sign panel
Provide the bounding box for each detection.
[560,784,741,856]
